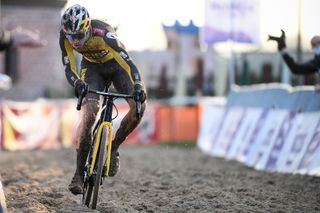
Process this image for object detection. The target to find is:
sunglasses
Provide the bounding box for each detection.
[66,32,86,41]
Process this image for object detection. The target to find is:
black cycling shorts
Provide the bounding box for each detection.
[80,59,134,101]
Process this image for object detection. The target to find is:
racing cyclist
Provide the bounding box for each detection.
[59,4,146,195]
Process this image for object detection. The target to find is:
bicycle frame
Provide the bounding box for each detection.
[79,87,140,209]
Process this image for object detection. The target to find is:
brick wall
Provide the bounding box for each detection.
[0,4,72,101]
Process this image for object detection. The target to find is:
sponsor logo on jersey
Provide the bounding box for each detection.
[106,32,117,40]
[119,51,128,59]
[83,50,109,60]
[134,73,140,81]
[64,56,70,64]
[92,28,106,37]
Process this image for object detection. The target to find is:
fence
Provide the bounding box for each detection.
[198,83,320,176]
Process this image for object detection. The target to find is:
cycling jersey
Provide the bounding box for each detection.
[59,19,142,87]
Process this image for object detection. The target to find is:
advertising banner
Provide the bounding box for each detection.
[197,105,225,155]
[2,100,61,151]
[246,110,288,170]
[203,0,260,44]
[264,112,296,171]
[226,108,266,162]
[276,113,319,173]
[296,117,320,174]
[211,107,246,157]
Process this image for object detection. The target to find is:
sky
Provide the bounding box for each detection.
[64,0,320,52]
[65,0,205,51]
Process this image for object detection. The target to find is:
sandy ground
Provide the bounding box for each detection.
[0,145,319,213]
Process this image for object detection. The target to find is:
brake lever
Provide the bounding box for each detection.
[135,100,142,119]
[76,88,86,111]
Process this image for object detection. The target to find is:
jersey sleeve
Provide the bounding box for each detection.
[59,31,80,87]
[103,30,143,86]
[282,53,319,74]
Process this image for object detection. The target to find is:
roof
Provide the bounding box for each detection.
[162,20,199,35]
[2,0,67,7]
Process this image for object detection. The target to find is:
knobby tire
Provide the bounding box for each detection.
[83,144,95,207]
[91,127,108,209]
[83,176,93,207]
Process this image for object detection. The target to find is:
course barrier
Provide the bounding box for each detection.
[0,178,7,213]
[0,99,202,150]
[198,83,320,176]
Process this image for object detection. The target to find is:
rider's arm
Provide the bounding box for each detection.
[59,31,80,86]
[281,51,319,74]
[103,31,143,87]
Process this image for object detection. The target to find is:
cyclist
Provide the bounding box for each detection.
[59,4,146,195]
[268,30,320,75]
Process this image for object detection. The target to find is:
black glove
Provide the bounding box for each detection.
[74,79,88,98]
[133,83,146,103]
[268,29,286,51]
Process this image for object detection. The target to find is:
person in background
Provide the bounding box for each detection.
[268,29,320,75]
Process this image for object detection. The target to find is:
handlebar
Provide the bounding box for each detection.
[76,88,142,118]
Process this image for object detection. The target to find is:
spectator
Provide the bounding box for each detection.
[268,30,320,75]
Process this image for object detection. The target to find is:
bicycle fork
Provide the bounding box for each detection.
[90,96,114,178]
[89,122,113,177]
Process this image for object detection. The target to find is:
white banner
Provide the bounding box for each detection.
[244,110,288,170]
[276,113,319,173]
[197,103,320,176]
[227,108,265,162]
[211,107,246,157]
[202,0,260,44]
[197,105,225,155]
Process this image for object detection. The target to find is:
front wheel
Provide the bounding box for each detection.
[91,126,108,209]
[82,147,94,207]
[82,176,93,207]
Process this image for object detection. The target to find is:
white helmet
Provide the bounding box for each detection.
[61,4,91,35]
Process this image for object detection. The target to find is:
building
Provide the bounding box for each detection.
[0,0,70,101]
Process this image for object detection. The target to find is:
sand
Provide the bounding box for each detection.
[0,145,319,212]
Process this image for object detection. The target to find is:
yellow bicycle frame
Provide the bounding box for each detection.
[89,121,113,177]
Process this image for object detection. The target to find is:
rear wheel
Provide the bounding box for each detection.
[91,127,108,209]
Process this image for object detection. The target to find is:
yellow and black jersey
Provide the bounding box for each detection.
[59,19,142,87]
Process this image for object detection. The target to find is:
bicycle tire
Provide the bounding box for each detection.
[91,126,108,209]
[82,133,97,207]
[83,176,93,206]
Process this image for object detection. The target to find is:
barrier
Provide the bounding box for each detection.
[0,178,7,213]
[0,98,204,151]
[198,84,320,176]
[228,83,320,112]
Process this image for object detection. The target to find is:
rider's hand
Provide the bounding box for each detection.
[268,29,286,51]
[74,79,88,98]
[133,83,146,103]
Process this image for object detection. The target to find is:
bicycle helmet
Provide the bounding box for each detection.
[61,4,91,48]
[61,4,91,34]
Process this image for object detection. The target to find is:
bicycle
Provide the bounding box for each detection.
[76,87,142,209]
